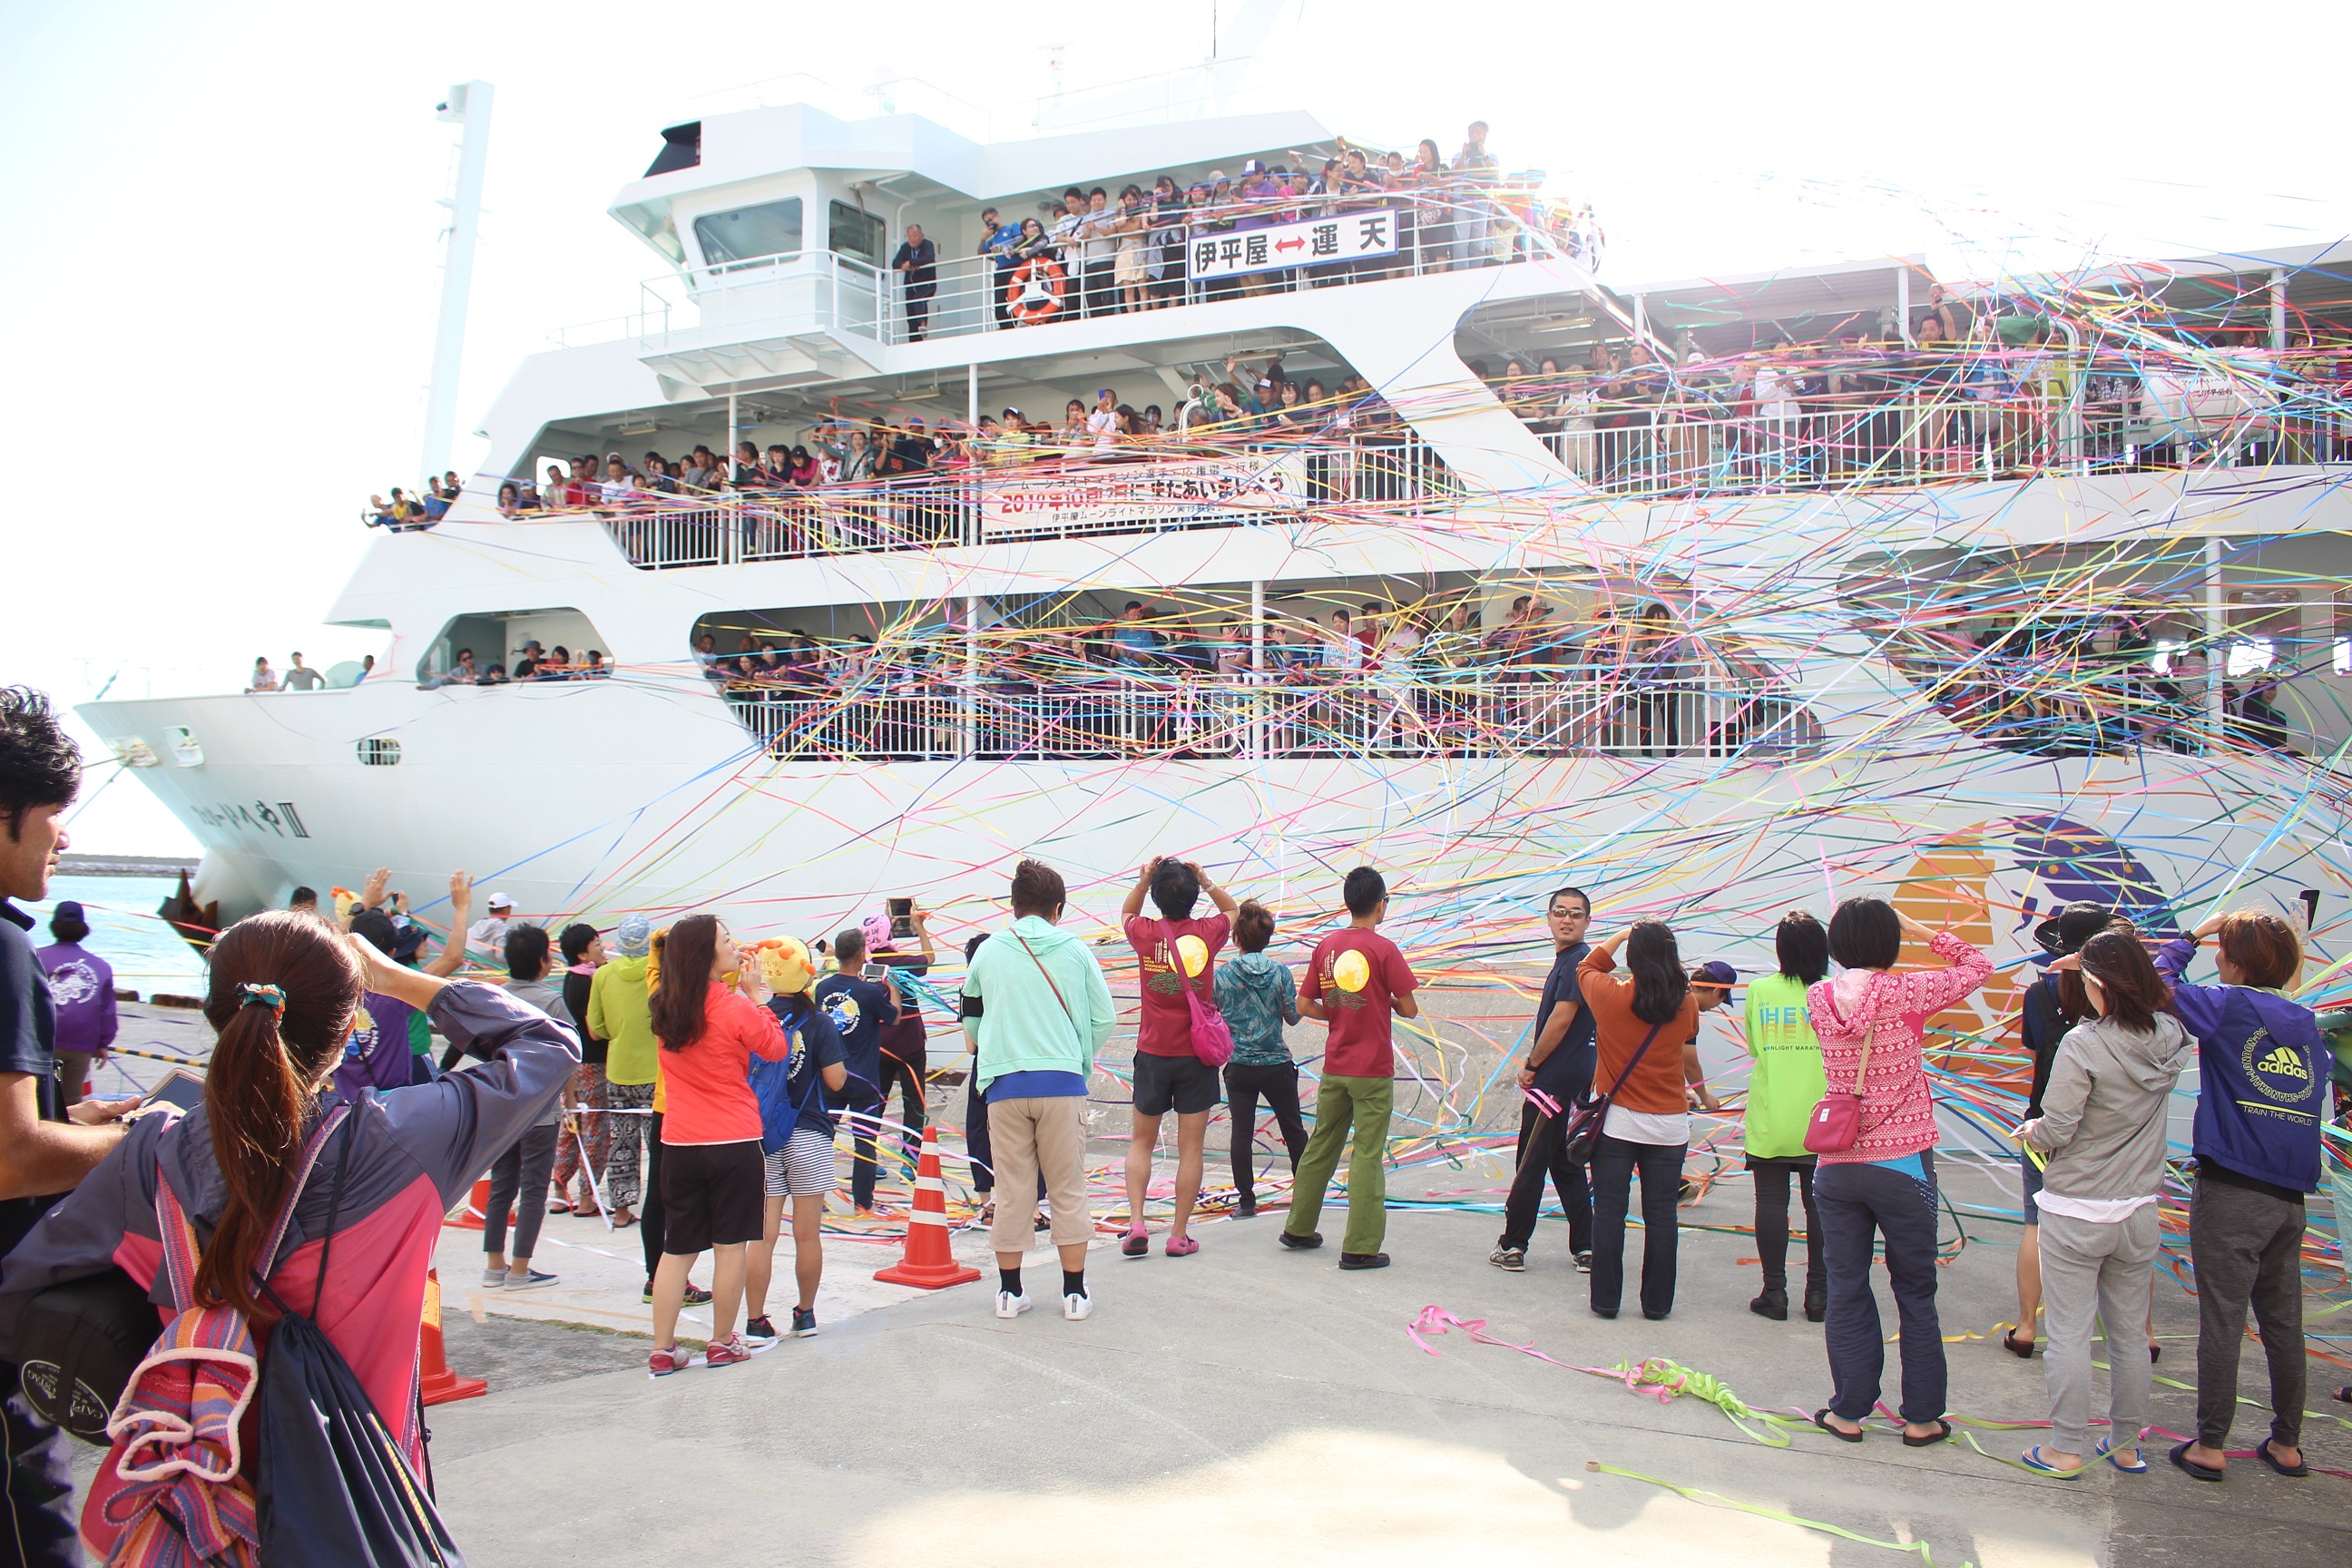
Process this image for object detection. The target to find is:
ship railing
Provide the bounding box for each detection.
[596,439,1456,569]
[1535,388,2347,496]
[719,668,1813,762]
[640,186,1569,350]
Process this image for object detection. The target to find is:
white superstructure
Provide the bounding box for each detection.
[80,99,2352,1014]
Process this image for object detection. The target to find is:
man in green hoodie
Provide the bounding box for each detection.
[963,858,1117,1322]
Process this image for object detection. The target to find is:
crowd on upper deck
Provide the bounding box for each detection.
[941,120,1599,335]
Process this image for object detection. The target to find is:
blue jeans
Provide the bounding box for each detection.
[1818,1152,1946,1425]
[1589,1133,1683,1317]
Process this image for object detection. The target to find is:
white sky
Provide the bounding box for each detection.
[5,0,2348,852]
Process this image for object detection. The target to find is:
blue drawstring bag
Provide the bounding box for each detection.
[255,1118,466,1567]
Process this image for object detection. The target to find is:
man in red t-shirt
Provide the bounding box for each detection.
[1119,858,1238,1258]
[1282,867,1418,1269]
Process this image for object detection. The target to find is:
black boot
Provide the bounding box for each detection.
[1749,1287,1789,1321]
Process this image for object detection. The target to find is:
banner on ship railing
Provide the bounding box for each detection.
[1190,209,1399,280]
[979,452,1313,538]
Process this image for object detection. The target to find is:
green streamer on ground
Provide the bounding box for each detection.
[1583,1462,1975,1568]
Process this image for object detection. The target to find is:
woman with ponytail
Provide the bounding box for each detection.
[0,909,576,1553]
[643,912,793,1377]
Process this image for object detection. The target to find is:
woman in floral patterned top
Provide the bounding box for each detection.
[1213,900,1305,1218]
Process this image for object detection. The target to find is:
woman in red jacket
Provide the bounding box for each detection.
[0,910,576,1561]
[645,914,792,1376]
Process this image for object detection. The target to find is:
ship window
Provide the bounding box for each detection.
[694,199,804,267]
[828,201,885,266]
[357,738,402,766]
[645,122,701,178]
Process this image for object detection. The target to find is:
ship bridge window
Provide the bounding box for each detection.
[828,201,885,267]
[695,199,803,268]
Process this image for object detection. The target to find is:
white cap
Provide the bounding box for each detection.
[486,891,514,910]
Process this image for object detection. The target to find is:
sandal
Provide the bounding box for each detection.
[1812,1408,1865,1444]
[2256,1440,2309,1479]
[2096,1437,2149,1475]
[2167,1441,2225,1483]
[1902,1418,1954,1447]
[1165,1235,1200,1258]
[2000,1328,2035,1358]
[2020,1446,2085,1478]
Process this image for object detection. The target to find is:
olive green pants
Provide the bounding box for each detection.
[1283,1074,1394,1255]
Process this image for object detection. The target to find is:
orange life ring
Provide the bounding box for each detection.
[1005,256,1067,324]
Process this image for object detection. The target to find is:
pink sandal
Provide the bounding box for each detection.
[1165,1235,1200,1258]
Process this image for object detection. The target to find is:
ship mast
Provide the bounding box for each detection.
[420,81,495,486]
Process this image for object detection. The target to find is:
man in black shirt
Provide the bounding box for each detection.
[892,225,939,341]
[0,688,139,1564]
[1490,887,1597,1271]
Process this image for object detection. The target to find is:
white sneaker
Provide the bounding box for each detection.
[480,1268,505,1289]
[1063,1291,1093,1321]
[994,1290,1033,1319]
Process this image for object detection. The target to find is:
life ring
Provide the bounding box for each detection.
[1005,256,1067,324]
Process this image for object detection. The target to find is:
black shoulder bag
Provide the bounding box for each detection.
[1560,1019,1667,1164]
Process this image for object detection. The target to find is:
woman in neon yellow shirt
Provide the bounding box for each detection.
[1742,912,1830,1321]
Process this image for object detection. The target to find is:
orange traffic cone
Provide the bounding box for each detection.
[418,1268,486,1406]
[446,1177,492,1231]
[874,1125,981,1289]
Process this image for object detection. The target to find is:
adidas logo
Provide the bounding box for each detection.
[2253,1044,2309,1080]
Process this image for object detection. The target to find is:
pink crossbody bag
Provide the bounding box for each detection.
[1804,1021,1877,1154]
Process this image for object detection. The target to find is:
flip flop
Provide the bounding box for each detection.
[1902,1418,1954,1447]
[2021,1446,2086,1478]
[2168,1441,2225,1483]
[2096,1437,2149,1474]
[2000,1329,2035,1358]
[2255,1441,2309,1478]
[1812,1408,1865,1444]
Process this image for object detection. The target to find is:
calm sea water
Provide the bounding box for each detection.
[24,875,211,996]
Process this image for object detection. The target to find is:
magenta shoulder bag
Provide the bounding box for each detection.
[1804,1021,1877,1154]
[1158,919,1235,1068]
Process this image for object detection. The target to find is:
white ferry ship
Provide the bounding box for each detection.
[81,95,2352,1024]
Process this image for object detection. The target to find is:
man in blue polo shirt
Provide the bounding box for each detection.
[0,688,140,1564]
[1490,887,1597,1273]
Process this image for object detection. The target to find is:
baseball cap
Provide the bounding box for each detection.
[486,892,514,911]
[51,900,83,921]
[1241,158,1266,176]
[1002,407,1023,419]
[1208,170,1228,181]
[615,914,652,957]
[350,910,401,956]
[906,416,924,426]
[1690,960,1738,987]
[2033,901,2113,956]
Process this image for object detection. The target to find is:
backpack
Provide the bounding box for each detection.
[750,1004,816,1154]
[87,1107,466,1567]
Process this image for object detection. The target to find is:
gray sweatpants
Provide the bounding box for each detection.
[2189,1173,2306,1450]
[2037,1206,2157,1455]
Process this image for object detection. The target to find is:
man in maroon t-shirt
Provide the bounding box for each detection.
[1119,857,1239,1259]
[1282,867,1418,1269]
